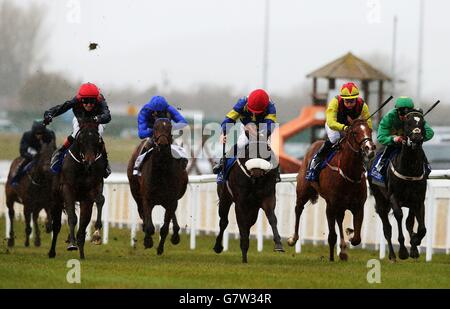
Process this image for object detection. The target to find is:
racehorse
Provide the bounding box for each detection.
[127,118,188,255]
[5,139,56,247]
[213,138,282,263]
[288,118,376,261]
[368,110,428,261]
[48,120,107,259]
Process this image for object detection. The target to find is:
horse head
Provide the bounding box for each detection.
[153,118,173,150]
[404,110,425,149]
[344,118,376,160]
[77,121,102,170]
[241,140,278,180]
[29,139,56,184]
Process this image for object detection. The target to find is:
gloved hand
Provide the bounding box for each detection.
[219,134,227,144]
[43,113,52,125]
[93,116,100,123]
[393,135,405,144]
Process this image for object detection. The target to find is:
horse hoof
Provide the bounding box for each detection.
[287,237,297,247]
[274,244,285,252]
[410,247,420,259]
[171,234,180,245]
[157,247,164,255]
[339,252,348,261]
[91,235,102,245]
[48,251,56,258]
[67,244,78,251]
[7,238,14,247]
[144,237,153,249]
[398,247,409,260]
[34,239,41,247]
[24,241,30,247]
[213,244,223,254]
[350,238,361,246]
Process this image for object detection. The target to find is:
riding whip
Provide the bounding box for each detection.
[423,100,440,117]
[366,95,394,120]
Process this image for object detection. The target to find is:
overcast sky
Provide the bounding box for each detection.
[15,0,450,103]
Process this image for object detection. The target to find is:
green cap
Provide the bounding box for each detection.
[395,96,414,109]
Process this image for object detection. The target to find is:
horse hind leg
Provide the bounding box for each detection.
[48,204,63,258]
[91,193,105,245]
[409,204,427,259]
[143,200,155,249]
[213,186,233,254]
[390,198,409,260]
[336,211,348,261]
[378,206,397,262]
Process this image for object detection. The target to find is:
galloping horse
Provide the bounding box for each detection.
[48,120,106,259]
[368,110,428,261]
[127,118,188,255]
[213,138,282,263]
[288,118,376,261]
[5,139,56,247]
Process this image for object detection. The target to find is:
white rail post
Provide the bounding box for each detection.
[257,209,263,252]
[223,228,229,252]
[129,192,137,247]
[102,184,110,244]
[426,183,435,262]
[190,184,198,250]
[447,198,450,255]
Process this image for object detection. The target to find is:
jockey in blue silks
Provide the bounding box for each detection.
[132,95,189,175]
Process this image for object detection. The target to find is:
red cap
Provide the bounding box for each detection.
[76,82,101,101]
[247,89,269,114]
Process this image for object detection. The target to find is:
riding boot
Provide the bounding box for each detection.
[275,165,281,183]
[424,155,432,178]
[10,158,30,187]
[133,138,153,176]
[213,143,239,175]
[305,140,334,181]
[212,158,224,174]
[51,136,74,172]
[101,140,111,178]
[375,146,395,173]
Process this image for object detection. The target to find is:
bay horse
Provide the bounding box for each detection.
[5,139,55,247]
[288,118,376,261]
[368,110,428,261]
[48,120,107,259]
[127,118,188,255]
[213,138,282,263]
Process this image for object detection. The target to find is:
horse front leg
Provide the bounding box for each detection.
[171,212,181,245]
[326,206,337,262]
[349,205,364,246]
[157,202,176,255]
[390,196,408,260]
[142,198,155,249]
[77,201,94,260]
[24,207,32,247]
[262,196,284,252]
[32,210,41,247]
[287,186,312,247]
[6,197,15,247]
[213,185,233,254]
[409,203,427,259]
[63,185,78,251]
[91,193,105,245]
[48,203,63,258]
[236,206,252,263]
[336,210,348,261]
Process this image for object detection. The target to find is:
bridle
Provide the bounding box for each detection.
[344,122,372,155]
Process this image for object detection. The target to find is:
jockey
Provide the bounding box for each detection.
[212,88,279,180]
[374,96,434,175]
[132,95,188,175]
[10,120,56,186]
[306,82,372,181]
[43,82,112,178]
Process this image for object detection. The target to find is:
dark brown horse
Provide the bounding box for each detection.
[288,118,376,261]
[127,118,188,255]
[5,139,55,247]
[213,139,282,263]
[368,110,428,261]
[48,121,106,259]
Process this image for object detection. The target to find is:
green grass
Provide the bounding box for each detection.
[0,133,140,164]
[1,216,450,288]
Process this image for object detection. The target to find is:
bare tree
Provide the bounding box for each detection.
[0,1,46,99]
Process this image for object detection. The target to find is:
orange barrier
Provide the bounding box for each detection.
[272,105,326,173]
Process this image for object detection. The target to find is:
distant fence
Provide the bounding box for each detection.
[1,171,450,261]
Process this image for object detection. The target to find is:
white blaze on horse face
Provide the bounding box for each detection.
[414,116,420,124]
